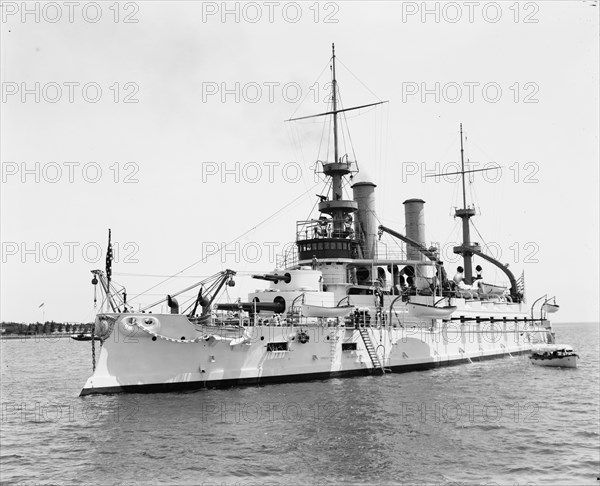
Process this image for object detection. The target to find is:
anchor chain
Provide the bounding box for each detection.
[91,326,96,372]
[91,274,98,372]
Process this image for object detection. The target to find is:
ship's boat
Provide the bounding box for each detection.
[479,282,507,296]
[79,45,561,396]
[70,333,101,341]
[301,304,354,318]
[530,344,578,368]
[531,296,561,321]
[407,302,457,320]
[542,303,560,314]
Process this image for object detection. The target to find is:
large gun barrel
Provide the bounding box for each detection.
[252,273,291,284]
[216,301,286,314]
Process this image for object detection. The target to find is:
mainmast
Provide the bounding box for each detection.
[453,124,480,284]
[420,125,520,297]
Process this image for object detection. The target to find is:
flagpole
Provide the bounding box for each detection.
[107,229,112,290]
[106,229,114,312]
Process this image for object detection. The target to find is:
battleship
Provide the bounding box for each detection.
[80,46,558,396]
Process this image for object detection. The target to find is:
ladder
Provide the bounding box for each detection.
[359,328,385,373]
[329,332,339,362]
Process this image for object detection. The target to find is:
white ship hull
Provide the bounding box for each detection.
[81,298,550,395]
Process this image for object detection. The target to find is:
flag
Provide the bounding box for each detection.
[106,229,113,281]
[516,271,525,295]
[38,302,45,308]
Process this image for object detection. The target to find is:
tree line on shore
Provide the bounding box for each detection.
[1,321,94,335]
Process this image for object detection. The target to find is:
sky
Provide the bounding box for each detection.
[1,1,598,324]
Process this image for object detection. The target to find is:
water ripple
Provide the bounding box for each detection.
[1,322,598,485]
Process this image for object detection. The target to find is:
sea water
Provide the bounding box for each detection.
[1,322,598,485]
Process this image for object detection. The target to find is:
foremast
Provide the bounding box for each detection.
[288,44,386,262]
[320,44,358,240]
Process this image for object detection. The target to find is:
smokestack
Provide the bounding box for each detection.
[352,181,377,260]
[403,199,426,261]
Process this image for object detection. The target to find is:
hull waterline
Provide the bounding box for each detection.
[80,309,549,396]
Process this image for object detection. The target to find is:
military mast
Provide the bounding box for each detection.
[287,44,387,262]
[452,124,480,284]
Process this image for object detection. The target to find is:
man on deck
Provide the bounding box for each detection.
[453,266,465,286]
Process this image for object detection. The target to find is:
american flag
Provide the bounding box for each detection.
[516,271,525,295]
[106,229,113,281]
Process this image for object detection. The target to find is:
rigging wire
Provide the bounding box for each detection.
[286,124,309,199]
[380,102,390,221]
[315,98,331,173]
[471,219,502,282]
[338,89,360,171]
[471,174,481,215]
[128,182,322,303]
[450,174,459,215]
[465,133,507,239]
[325,99,333,162]
[114,270,264,279]
[285,60,335,201]
[463,130,478,210]
[287,59,331,121]
[292,124,312,196]
[335,57,383,102]
[470,220,489,250]
[337,87,350,158]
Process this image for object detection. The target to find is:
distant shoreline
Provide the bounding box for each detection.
[1,333,79,340]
